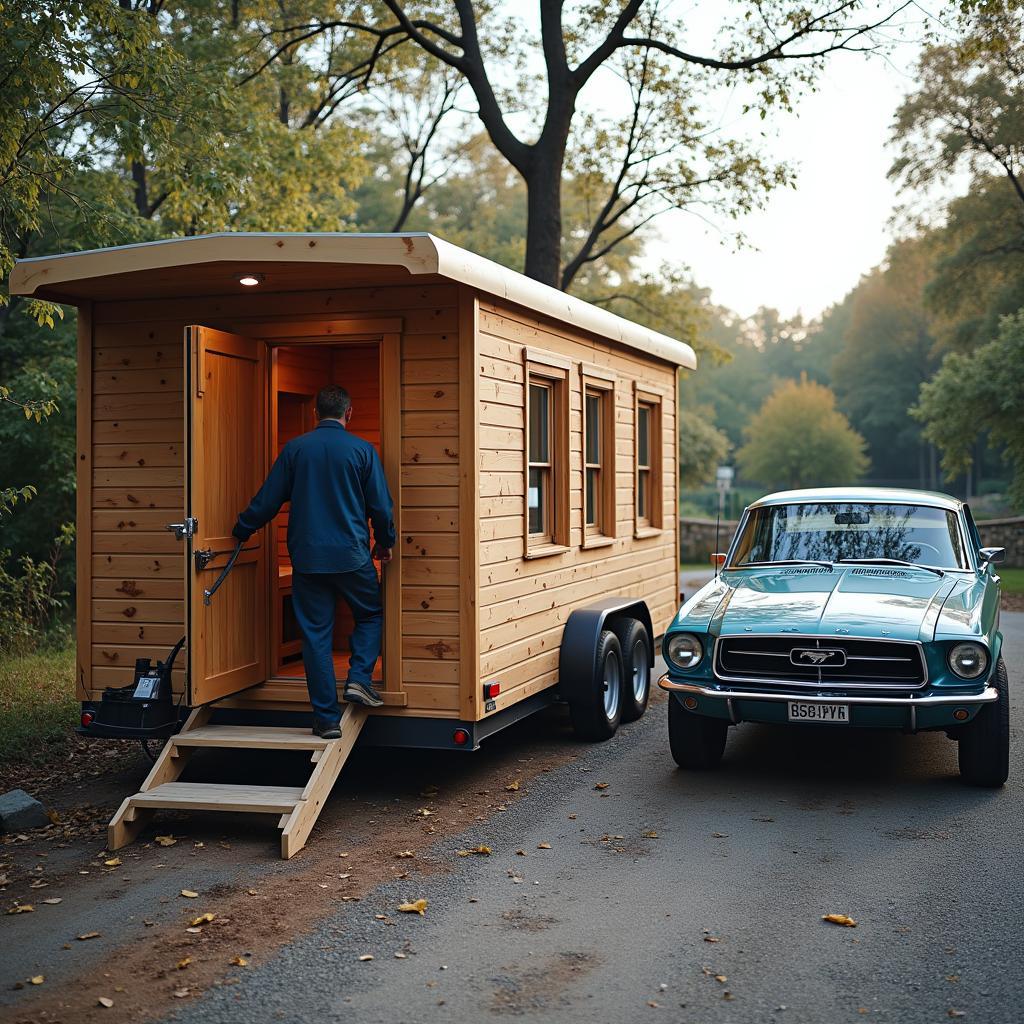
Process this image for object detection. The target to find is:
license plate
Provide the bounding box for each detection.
[787,701,849,724]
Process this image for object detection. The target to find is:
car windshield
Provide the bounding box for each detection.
[730,502,969,570]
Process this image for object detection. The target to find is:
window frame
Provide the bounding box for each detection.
[580,363,617,549]
[524,348,571,558]
[634,386,664,537]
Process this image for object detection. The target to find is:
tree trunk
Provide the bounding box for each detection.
[522,147,564,287]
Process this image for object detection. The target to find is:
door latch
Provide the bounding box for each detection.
[194,548,214,571]
[166,517,198,540]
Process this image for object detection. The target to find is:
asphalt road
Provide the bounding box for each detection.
[163,613,1024,1024]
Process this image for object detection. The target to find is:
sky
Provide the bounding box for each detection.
[507,2,952,322]
[642,48,924,321]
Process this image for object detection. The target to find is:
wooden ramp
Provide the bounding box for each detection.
[108,703,368,859]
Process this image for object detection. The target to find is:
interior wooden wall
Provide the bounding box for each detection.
[85,283,461,717]
[475,299,679,717]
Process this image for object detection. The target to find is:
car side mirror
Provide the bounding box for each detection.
[978,547,1005,571]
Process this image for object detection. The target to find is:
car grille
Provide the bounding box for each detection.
[714,635,927,690]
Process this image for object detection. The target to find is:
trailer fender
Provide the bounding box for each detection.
[558,597,654,704]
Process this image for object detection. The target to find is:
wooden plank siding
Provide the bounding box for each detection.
[85,284,463,717]
[474,300,679,717]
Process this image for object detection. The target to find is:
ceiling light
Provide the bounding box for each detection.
[238,273,264,287]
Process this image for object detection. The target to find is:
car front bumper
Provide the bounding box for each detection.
[658,674,998,731]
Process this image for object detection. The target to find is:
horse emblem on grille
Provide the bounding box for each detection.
[790,647,847,667]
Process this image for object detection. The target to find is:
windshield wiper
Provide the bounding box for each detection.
[739,559,834,569]
[836,557,945,578]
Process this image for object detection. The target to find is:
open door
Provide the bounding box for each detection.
[185,326,268,705]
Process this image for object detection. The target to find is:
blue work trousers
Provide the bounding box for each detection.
[291,560,382,726]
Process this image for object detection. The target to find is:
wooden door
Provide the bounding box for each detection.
[185,326,268,705]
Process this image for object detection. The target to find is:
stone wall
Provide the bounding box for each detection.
[679,514,1024,567]
[977,517,1024,568]
[680,516,739,564]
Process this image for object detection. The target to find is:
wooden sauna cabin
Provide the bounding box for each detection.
[11,233,697,855]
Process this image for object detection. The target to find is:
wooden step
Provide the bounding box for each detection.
[171,725,332,751]
[107,703,369,859]
[128,782,304,814]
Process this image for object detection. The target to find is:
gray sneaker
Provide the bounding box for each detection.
[312,720,342,740]
[344,680,384,708]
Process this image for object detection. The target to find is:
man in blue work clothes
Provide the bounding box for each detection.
[232,385,395,739]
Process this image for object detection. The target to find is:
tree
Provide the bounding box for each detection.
[914,310,1024,508]
[678,406,730,490]
[268,1,909,287]
[736,377,868,489]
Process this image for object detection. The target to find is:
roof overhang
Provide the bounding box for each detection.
[11,232,697,369]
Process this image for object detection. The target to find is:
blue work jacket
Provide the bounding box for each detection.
[233,420,396,574]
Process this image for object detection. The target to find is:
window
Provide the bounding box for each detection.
[580,364,616,547]
[524,349,571,556]
[634,389,663,535]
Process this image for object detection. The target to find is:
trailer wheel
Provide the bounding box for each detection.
[613,618,651,723]
[568,629,623,742]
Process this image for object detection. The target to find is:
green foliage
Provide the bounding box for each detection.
[914,311,1024,506]
[678,406,731,490]
[0,524,74,657]
[736,378,868,490]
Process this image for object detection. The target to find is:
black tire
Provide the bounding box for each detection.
[958,656,1010,787]
[568,629,623,742]
[668,694,728,769]
[613,618,651,723]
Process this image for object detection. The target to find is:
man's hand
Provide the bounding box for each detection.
[372,544,393,565]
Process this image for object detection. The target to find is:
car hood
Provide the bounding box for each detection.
[675,565,979,643]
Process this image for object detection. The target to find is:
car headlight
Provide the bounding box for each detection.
[948,642,989,679]
[666,633,703,670]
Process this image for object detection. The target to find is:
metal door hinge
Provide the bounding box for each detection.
[166,517,198,540]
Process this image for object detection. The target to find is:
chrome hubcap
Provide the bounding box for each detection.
[632,641,649,702]
[603,649,621,720]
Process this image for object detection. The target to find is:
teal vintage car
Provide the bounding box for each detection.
[659,487,1010,786]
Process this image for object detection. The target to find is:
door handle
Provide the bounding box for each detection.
[166,518,198,540]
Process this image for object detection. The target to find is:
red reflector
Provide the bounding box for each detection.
[483,682,500,699]
[452,728,470,746]
[80,711,95,727]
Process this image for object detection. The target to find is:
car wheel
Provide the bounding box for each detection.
[613,618,651,723]
[568,629,623,742]
[958,656,1010,787]
[668,693,728,769]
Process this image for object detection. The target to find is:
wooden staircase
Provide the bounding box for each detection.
[108,702,368,859]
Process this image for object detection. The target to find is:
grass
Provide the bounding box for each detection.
[1000,568,1024,595]
[0,645,77,769]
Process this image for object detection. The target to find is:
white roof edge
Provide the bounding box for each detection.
[11,232,697,369]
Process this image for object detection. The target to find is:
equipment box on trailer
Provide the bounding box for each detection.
[11,233,696,855]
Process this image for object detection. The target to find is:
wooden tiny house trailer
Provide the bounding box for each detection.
[11,233,696,855]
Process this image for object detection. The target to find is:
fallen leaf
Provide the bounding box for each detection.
[396,850,414,859]
[338,852,349,858]
[568,813,577,820]
[7,905,34,914]
[647,1001,659,1008]
[42,897,62,905]
[98,997,114,1008]
[505,780,520,792]
[246,889,259,896]
[394,952,407,959]
[594,782,609,790]
[338,873,352,880]
[456,845,492,857]
[29,879,48,889]
[231,956,248,967]
[947,975,960,983]
[822,913,857,928]
[173,988,190,998]
[537,842,551,849]
[189,913,215,927]
[103,858,121,867]
[516,849,526,856]
[155,836,177,847]
[704,936,721,944]
[30,976,44,985]
[643,831,659,839]
[180,889,199,899]
[712,832,729,838]
[186,927,202,934]
[177,957,192,970]
[359,954,374,962]
[375,914,387,921]
[77,931,101,941]
[948,1012,966,1019]
[415,808,434,817]
[398,898,428,915]
[715,975,728,983]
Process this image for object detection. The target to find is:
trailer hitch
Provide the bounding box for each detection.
[201,540,244,606]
